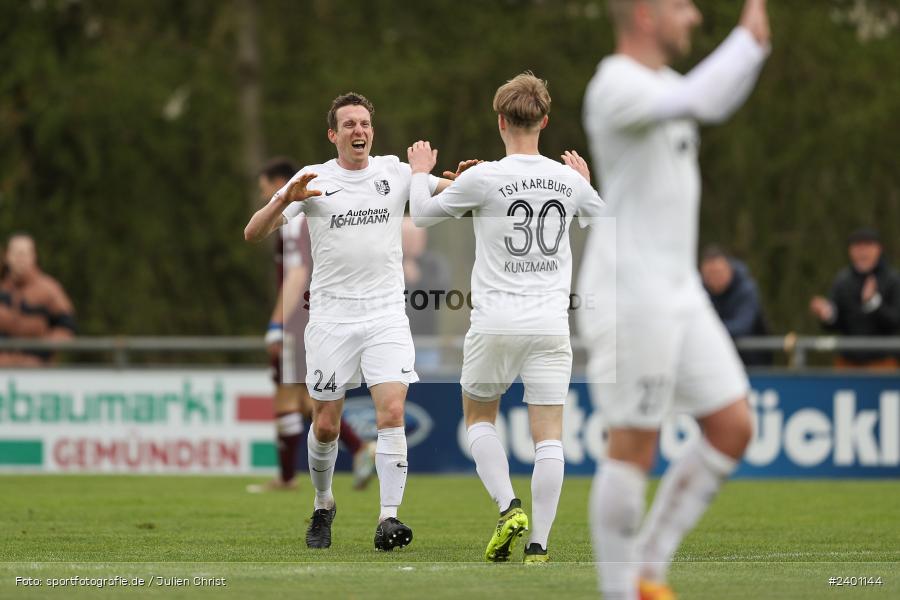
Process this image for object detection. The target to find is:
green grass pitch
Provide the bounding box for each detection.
[1,474,897,599]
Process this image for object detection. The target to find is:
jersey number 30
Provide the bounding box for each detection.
[504,199,566,257]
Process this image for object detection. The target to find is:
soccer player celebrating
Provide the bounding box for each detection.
[578,0,770,598]
[247,157,375,494]
[244,93,469,551]
[407,73,605,563]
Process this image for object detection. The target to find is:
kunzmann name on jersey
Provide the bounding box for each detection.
[504,259,559,273]
[329,208,390,229]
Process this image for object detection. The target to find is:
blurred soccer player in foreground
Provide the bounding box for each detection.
[247,158,375,494]
[408,73,605,563]
[244,93,473,551]
[578,0,770,598]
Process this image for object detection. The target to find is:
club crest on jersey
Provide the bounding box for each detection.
[374,179,391,196]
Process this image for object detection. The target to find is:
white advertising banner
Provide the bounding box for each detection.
[0,369,278,473]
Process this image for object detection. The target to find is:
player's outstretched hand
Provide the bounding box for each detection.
[442,159,482,181]
[284,172,321,204]
[408,140,438,174]
[561,150,591,183]
[740,0,770,46]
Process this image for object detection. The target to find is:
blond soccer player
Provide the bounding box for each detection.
[408,73,605,563]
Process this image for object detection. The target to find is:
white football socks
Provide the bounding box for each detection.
[591,458,647,600]
[638,438,737,583]
[528,439,564,550]
[307,428,337,510]
[467,422,516,512]
[375,426,408,521]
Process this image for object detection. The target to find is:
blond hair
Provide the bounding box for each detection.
[492,72,551,128]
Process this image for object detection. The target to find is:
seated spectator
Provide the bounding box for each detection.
[700,245,772,366]
[0,233,76,366]
[809,227,900,369]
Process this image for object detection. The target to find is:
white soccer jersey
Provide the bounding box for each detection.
[275,155,438,323]
[431,154,605,335]
[579,27,768,320]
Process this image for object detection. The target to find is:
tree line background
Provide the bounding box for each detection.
[2,0,899,339]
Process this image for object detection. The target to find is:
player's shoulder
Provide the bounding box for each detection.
[300,160,334,175]
[545,159,596,194]
[285,161,332,185]
[366,155,413,180]
[464,160,498,176]
[589,54,663,99]
[595,54,649,79]
[452,159,498,186]
[370,154,402,171]
[501,154,576,179]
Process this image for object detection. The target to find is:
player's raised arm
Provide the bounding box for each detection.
[593,0,770,130]
[408,141,456,228]
[656,0,769,124]
[244,173,320,242]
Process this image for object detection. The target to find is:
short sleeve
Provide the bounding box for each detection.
[575,176,606,228]
[435,164,486,218]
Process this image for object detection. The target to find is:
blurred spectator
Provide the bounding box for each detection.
[0,233,76,366]
[700,245,771,366]
[809,227,900,369]
[402,217,451,371]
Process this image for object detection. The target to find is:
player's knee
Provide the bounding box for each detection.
[705,397,753,458]
[730,403,754,454]
[376,401,405,428]
[313,414,340,441]
[315,424,339,442]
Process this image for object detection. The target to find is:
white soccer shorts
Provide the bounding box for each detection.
[587,299,749,428]
[461,331,573,406]
[304,313,418,401]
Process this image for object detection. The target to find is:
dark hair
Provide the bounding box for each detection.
[327,92,375,130]
[259,157,299,183]
[847,227,880,245]
[700,244,728,263]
